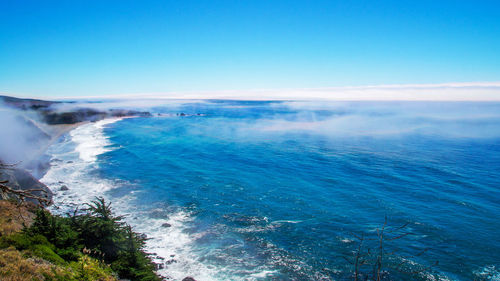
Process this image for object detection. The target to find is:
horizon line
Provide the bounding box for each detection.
[3,81,500,102]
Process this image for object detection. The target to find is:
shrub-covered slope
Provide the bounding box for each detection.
[0,199,160,281]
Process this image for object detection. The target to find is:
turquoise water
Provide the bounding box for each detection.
[44,101,500,280]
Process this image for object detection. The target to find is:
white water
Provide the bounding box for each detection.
[40,119,221,281]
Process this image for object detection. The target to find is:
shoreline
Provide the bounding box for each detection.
[38,116,178,280]
[38,115,206,280]
[27,116,137,180]
[23,121,89,178]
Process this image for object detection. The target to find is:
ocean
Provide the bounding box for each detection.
[41,100,500,280]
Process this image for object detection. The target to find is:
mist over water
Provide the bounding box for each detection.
[0,107,49,164]
[42,101,500,280]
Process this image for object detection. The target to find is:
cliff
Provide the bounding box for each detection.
[0,165,53,205]
[0,95,151,199]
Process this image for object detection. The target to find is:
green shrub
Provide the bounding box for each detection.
[0,233,45,251]
[69,255,116,281]
[0,197,159,280]
[28,208,81,261]
[31,244,66,265]
[0,232,66,264]
[24,197,160,281]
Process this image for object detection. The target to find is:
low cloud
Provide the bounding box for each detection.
[178,82,500,101]
[181,101,500,140]
[4,82,500,101]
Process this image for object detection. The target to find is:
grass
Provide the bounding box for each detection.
[0,200,36,236]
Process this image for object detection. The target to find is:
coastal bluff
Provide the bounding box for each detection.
[0,95,151,203]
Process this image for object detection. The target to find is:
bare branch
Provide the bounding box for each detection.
[0,182,51,206]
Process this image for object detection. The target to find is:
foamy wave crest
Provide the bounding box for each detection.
[71,118,123,162]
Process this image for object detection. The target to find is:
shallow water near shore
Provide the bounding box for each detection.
[41,101,500,280]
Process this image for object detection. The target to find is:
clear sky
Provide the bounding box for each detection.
[1,0,499,98]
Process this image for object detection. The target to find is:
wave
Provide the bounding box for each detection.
[41,119,122,206]
[71,118,124,162]
[40,119,221,280]
[39,118,289,280]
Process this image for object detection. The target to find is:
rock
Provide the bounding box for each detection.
[60,185,69,191]
[161,223,172,228]
[182,277,196,281]
[58,181,64,184]
[0,167,53,205]
[165,259,177,265]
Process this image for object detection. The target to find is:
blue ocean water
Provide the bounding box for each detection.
[43,101,500,280]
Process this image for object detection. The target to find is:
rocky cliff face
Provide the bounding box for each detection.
[0,166,53,205]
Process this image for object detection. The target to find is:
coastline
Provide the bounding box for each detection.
[1,115,136,206]
[38,116,206,280]
[27,116,137,180]
[23,121,89,179]
[0,95,178,280]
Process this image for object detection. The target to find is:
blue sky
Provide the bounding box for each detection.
[1,0,499,98]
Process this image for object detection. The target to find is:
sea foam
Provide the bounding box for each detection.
[40,118,222,281]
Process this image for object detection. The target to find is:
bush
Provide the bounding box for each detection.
[31,244,66,265]
[0,197,159,280]
[0,233,65,265]
[76,198,160,280]
[28,208,81,261]
[22,197,160,280]
[69,255,116,281]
